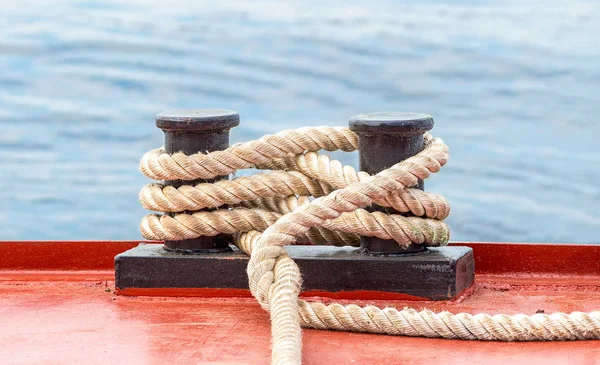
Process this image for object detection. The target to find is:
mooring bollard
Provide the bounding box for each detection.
[156,109,240,254]
[116,110,474,300]
[349,112,434,254]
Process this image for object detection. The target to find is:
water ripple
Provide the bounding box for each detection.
[0,0,599,243]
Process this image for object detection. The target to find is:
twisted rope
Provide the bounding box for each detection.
[140,126,357,181]
[139,126,600,365]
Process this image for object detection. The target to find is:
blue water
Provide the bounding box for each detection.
[2,0,599,243]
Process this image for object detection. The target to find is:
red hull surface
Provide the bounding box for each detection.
[1,241,599,364]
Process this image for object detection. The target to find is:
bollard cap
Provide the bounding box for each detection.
[156,109,240,132]
[348,112,433,136]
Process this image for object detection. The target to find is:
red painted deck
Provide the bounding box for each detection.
[1,241,599,364]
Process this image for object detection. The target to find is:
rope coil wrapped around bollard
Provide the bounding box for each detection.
[138,126,600,365]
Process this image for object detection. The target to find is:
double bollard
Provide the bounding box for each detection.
[115,110,474,299]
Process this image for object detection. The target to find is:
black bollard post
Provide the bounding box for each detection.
[349,112,433,255]
[156,109,240,254]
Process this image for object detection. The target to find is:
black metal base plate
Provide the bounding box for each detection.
[115,244,474,300]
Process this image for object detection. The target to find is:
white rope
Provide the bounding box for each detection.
[139,126,600,365]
